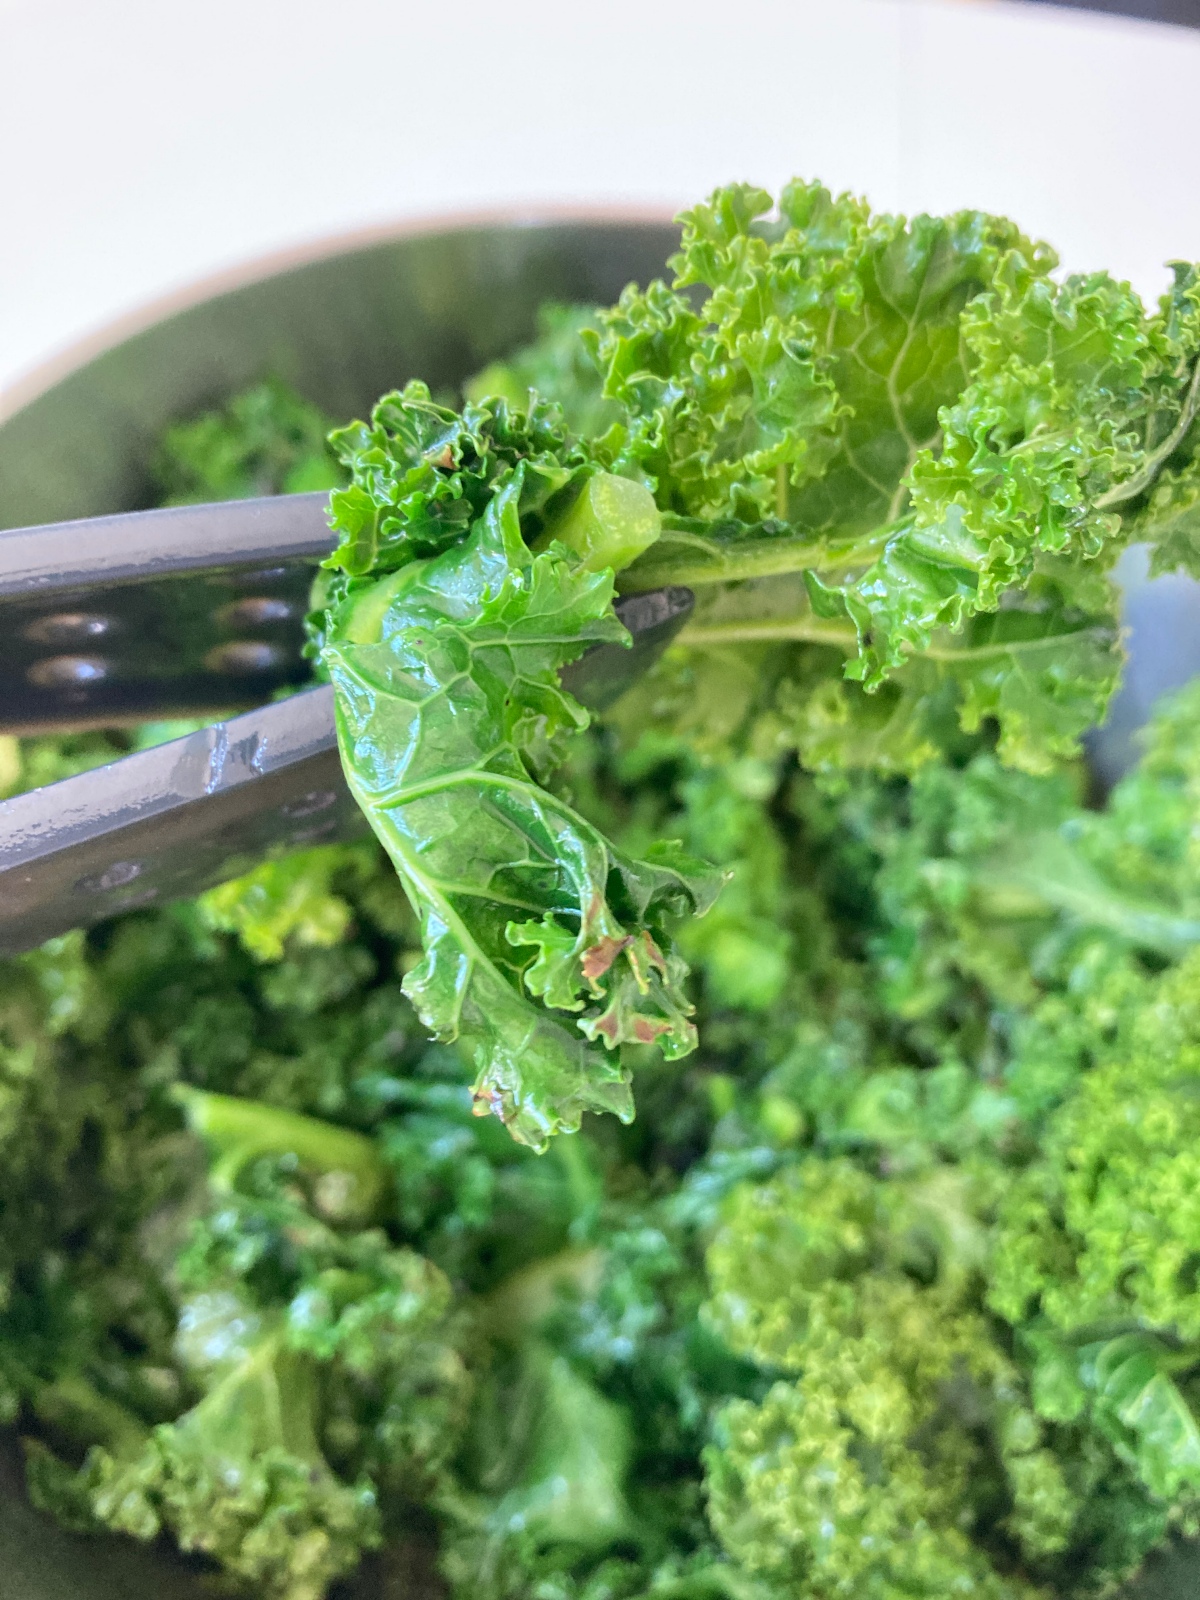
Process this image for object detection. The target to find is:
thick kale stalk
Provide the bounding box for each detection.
[318,401,716,1149]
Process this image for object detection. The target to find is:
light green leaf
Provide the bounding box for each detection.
[1083,1334,1200,1501]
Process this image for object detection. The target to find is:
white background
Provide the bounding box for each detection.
[2,0,1198,413]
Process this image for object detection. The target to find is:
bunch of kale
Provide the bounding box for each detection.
[8,181,1200,1600]
[313,180,1200,1145]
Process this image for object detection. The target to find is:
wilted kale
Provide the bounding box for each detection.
[74,1097,466,1600]
[704,1160,1068,1600]
[14,176,1200,1600]
[313,179,1200,1150]
[153,377,344,504]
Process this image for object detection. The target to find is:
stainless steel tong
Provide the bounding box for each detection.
[0,494,693,956]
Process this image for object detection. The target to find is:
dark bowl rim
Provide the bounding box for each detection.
[0,202,677,429]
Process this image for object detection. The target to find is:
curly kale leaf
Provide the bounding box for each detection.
[653,759,795,1015]
[153,376,344,503]
[827,242,1200,685]
[797,674,1200,1163]
[318,398,717,1147]
[446,1338,637,1594]
[441,1232,759,1600]
[679,562,1122,777]
[979,940,1200,1542]
[439,1248,636,1597]
[991,946,1200,1344]
[702,1160,1070,1598]
[311,197,1200,1151]
[86,1326,381,1600]
[75,1096,469,1600]
[319,381,589,581]
[894,257,1200,640]
[1026,1330,1200,1507]
[0,931,194,1453]
[1142,456,1200,577]
[597,181,1067,672]
[1081,1335,1200,1503]
[864,677,1200,1045]
[1074,673,1200,906]
[594,181,1038,533]
[196,842,377,962]
[588,183,1200,773]
[464,302,621,443]
[16,1092,422,1600]
[180,1186,470,1507]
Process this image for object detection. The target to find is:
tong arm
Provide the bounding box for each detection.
[0,586,693,955]
[0,492,332,596]
[0,495,331,733]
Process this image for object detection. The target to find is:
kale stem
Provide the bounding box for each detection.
[678,617,857,650]
[618,529,891,592]
[1097,354,1200,511]
[172,1086,389,1222]
[678,617,1115,661]
[31,1374,151,1460]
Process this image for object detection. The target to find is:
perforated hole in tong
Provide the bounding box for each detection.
[26,655,110,687]
[22,613,115,645]
[75,861,143,895]
[218,597,294,628]
[203,641,286,674]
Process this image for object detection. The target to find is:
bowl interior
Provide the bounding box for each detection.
[0,218,678,530]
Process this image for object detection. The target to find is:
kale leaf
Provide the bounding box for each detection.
[599,184,1200,776]
[703,1159,1066,1599]
[318,393,718,1149]
[153,377,344,504]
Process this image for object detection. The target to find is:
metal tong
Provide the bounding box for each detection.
[0,493,693,956]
